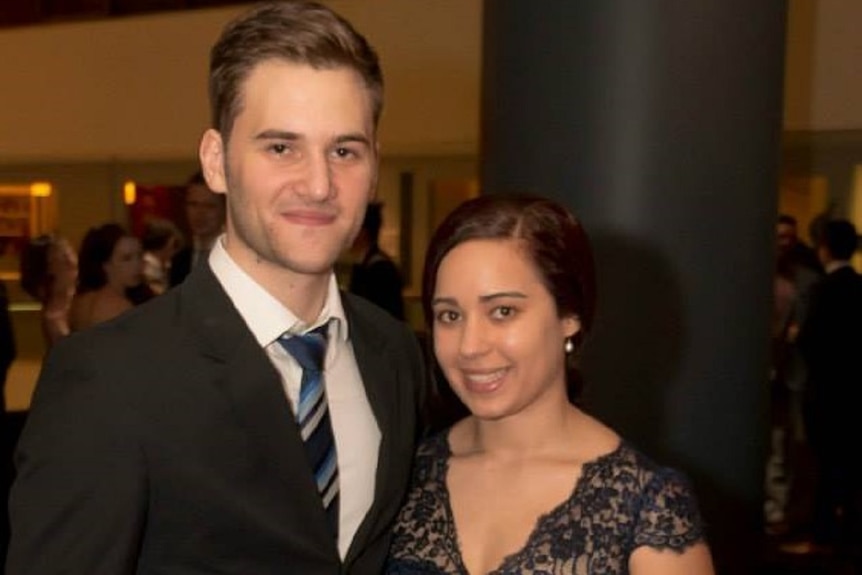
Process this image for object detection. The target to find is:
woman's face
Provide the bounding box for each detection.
[104,236,144,289]
[430,238,580,421]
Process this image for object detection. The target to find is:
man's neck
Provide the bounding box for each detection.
[193,235,217,252]
[825,260,851,274]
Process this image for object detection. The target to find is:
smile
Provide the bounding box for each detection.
[281,210,336,226]
[462,368,507,393]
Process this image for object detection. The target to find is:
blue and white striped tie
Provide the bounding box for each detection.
[279,326,339,538]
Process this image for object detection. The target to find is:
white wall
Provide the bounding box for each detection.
[0,0,483,163]
[1,0,860,163]
[783,0,862,130]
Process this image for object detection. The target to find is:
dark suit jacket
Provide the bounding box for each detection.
[798,265,862,431]
[349,246,405,321]
[7,265,424,575]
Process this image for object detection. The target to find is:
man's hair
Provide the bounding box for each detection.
[209,0,383,142]
[821,219,859,261]
[777,214,797,227]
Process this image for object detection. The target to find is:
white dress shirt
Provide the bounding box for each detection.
[208,237,381,558]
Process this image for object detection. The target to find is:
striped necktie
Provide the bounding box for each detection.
[279,325,339,538]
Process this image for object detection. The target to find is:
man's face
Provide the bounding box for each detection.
[777,222,797,255]
[201,60,378,282]
[185,183,224,241]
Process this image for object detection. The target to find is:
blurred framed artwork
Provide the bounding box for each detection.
[0,182,57,281]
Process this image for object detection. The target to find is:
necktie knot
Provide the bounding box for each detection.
[279,325,328,372]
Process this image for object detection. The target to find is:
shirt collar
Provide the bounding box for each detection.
[209,234,349,347]
[825,260,851,274]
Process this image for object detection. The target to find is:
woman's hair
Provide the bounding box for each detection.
[19,235,54,301]
[141,218,181,253]
[76,223,131,293]
[422,194,597,401]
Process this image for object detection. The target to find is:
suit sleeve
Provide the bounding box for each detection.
[6,336,147,575]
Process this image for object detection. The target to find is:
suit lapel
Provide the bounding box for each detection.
[342,296,410,561]
[179,266,337,550]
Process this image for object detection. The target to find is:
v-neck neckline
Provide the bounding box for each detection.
[437,433,624,575]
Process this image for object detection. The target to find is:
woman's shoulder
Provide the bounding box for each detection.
[583,440,706,551]
[70,289,132,331]
[583,439,695,498]
[68,291,96,331]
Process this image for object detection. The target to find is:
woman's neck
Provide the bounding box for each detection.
[461,401,582,460]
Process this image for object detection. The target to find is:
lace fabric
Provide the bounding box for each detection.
[386,431,705,575]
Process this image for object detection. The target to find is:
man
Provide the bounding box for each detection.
[348,202,406,320]
[765,216,822,533]
[796,219,862,550]
[169,171,225,287]
[777,214,823,276]
[7,2,425,574]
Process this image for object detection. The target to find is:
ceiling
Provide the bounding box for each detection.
[0,0,246,28]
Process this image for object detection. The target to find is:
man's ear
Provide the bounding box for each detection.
[199,129,228,194]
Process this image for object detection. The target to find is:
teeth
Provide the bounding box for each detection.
[465,369,505,384]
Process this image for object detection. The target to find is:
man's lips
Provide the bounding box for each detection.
[281,210,336,225]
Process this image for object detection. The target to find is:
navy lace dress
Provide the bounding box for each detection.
[386,431,705,574]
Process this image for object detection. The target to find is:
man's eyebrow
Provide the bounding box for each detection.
[254,130,300,141]
[334,133,372,147]
[252,131,373,150]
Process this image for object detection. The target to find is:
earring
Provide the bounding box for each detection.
[564,337,574,354]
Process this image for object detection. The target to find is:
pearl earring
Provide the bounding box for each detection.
[564,338,574,354]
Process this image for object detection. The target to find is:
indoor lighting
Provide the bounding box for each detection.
[30,182,52,197]
[123,181,137,205]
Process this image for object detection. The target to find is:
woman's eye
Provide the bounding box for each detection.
[434,309,460,324]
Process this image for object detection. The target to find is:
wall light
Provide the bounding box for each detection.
[30,182,53,197]
[123,181,137,205]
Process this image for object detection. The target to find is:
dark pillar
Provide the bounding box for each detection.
[482,2,786,572]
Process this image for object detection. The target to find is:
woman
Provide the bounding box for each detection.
[19,234,78,345]
[141,218,182,295]
[69,223,149,332]
[387,195,713,574]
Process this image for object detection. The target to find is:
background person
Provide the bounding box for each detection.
[140,218,182,295]
[169,171,226,287]
[68,222,148,331]
[387,195,713,574]
[19,235,78,345]
[794,219,862,552]
[348,201,405,320]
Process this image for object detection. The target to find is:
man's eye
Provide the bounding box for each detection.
[269,143,289,155]
[333,147,357,159]
[491,306,516,320]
